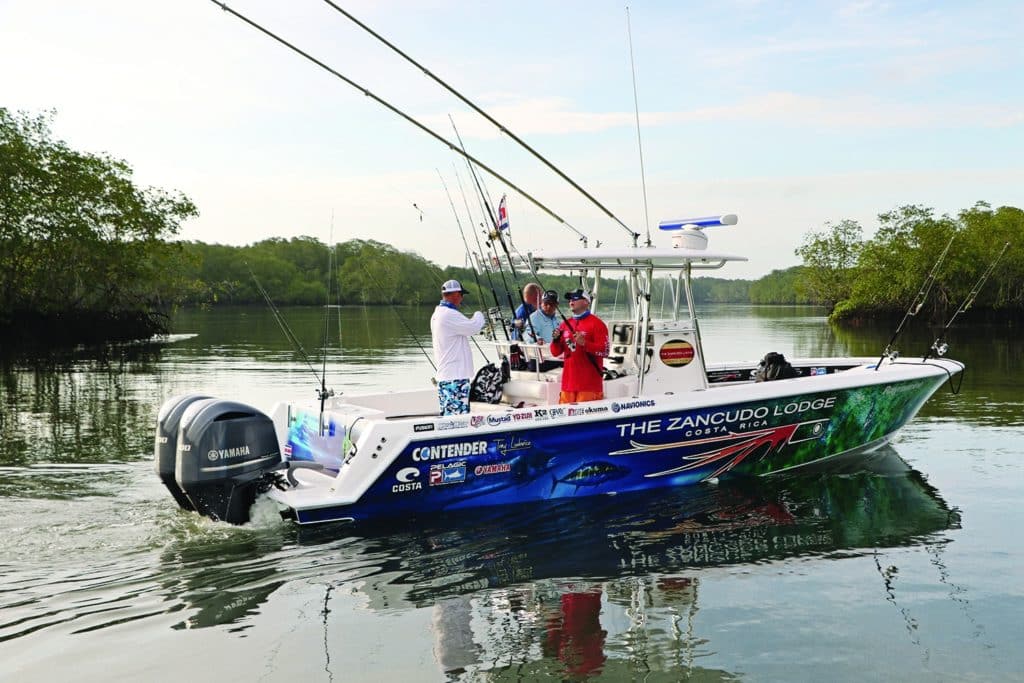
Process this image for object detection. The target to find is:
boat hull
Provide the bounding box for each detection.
[279,364,954,524]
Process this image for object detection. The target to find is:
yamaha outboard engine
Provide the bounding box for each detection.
[160,398,282,524]
[154,394,211,511]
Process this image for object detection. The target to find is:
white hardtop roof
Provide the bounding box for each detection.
[530,246,748,270]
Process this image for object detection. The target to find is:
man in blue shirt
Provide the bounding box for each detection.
[523,289,563,371]
[511,283,542,341]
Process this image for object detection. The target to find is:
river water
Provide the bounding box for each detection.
[0,305,1020,681]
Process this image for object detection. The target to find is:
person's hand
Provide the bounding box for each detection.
[513,319,525,329]
[573,331,586,346]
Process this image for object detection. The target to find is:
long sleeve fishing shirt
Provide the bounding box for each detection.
[550,312,609,393]
[430,303,486,381]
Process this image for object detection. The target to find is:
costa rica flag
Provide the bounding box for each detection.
[497,195,509,231]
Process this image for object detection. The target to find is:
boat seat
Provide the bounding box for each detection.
[603,374,640,399]
[500,378,561,406]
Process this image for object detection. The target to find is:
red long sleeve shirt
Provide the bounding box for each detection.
[550,312,609,393]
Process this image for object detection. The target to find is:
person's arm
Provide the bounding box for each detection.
[442,309,486,335]
[583,321,610,358]
[550,322,568,357]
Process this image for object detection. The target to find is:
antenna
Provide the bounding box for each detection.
[626,6,652,247]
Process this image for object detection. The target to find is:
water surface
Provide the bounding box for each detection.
[0,305,1020,681]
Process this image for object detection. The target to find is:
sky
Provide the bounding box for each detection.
[2,0,1022,278]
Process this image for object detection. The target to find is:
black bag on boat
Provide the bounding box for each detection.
[470,362,507,404]
[755,352,798,382]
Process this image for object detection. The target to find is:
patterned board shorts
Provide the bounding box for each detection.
[438,378,471,415]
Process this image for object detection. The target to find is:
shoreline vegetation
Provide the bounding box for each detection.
[2,108,1020,351]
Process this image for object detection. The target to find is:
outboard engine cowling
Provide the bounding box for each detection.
[174,399,282,524]
[154,394,212,511]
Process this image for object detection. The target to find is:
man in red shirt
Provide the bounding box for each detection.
[550,289,609,403]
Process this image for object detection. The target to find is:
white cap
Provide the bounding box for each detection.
[441,279,468,294]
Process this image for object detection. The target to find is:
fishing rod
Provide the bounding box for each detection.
[437,168,499,345]
[520,250,607,376]
[875,233,956,371]
[246,261,325,390]
[449,119,542,349]
[209,1,591,247]
[318,225,336,423]
[449,124,522,336]
[453,165,511,342]
[357,262,438,375]
[448,120,543,345]
[319,0,637,244]
[923,241,1010,361]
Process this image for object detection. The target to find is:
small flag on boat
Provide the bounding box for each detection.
[497,195,509,231]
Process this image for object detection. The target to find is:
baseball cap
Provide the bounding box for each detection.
[542,289,559,303]
[565,289,591,302]
[441,279,468,294]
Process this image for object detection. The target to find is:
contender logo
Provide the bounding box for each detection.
[207,445,251,461]
[412,441,488,462]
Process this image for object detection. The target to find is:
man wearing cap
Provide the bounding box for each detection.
[550,289,609,403]
[431,280,486,415]
[523,289,563,372]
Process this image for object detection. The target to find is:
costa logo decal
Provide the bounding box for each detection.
[392,467,422,493]
[659,339,695,367]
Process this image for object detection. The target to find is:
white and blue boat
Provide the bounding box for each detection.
[155,216,964,525]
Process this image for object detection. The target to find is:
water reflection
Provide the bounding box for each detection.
[146,449,956,677]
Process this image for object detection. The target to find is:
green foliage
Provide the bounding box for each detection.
[794,219,863,308]
[0,108,197,344]
[749,266,817,304]
[794,202,1023,322]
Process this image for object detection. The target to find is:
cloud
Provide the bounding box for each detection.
[431,92,1022,141]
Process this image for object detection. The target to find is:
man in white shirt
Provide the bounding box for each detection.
[431,280,486,415]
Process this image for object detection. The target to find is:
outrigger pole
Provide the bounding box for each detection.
[923,241,1010,361]
[318,0,638,244]
[209,1,593,247]
[875,233,956,371]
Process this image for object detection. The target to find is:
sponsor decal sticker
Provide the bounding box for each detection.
[412,441,489,462]
[207,445,251,461]
[659,339,695,367]
[392,466,422,493]
[487,414,513,426]
[567,405,610,417]
[470,415,486,428]
[430,461,467,486]
[437,419,469,431]
[611,399,656,413]
[414,423,435,432]
[475,462,512,475]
